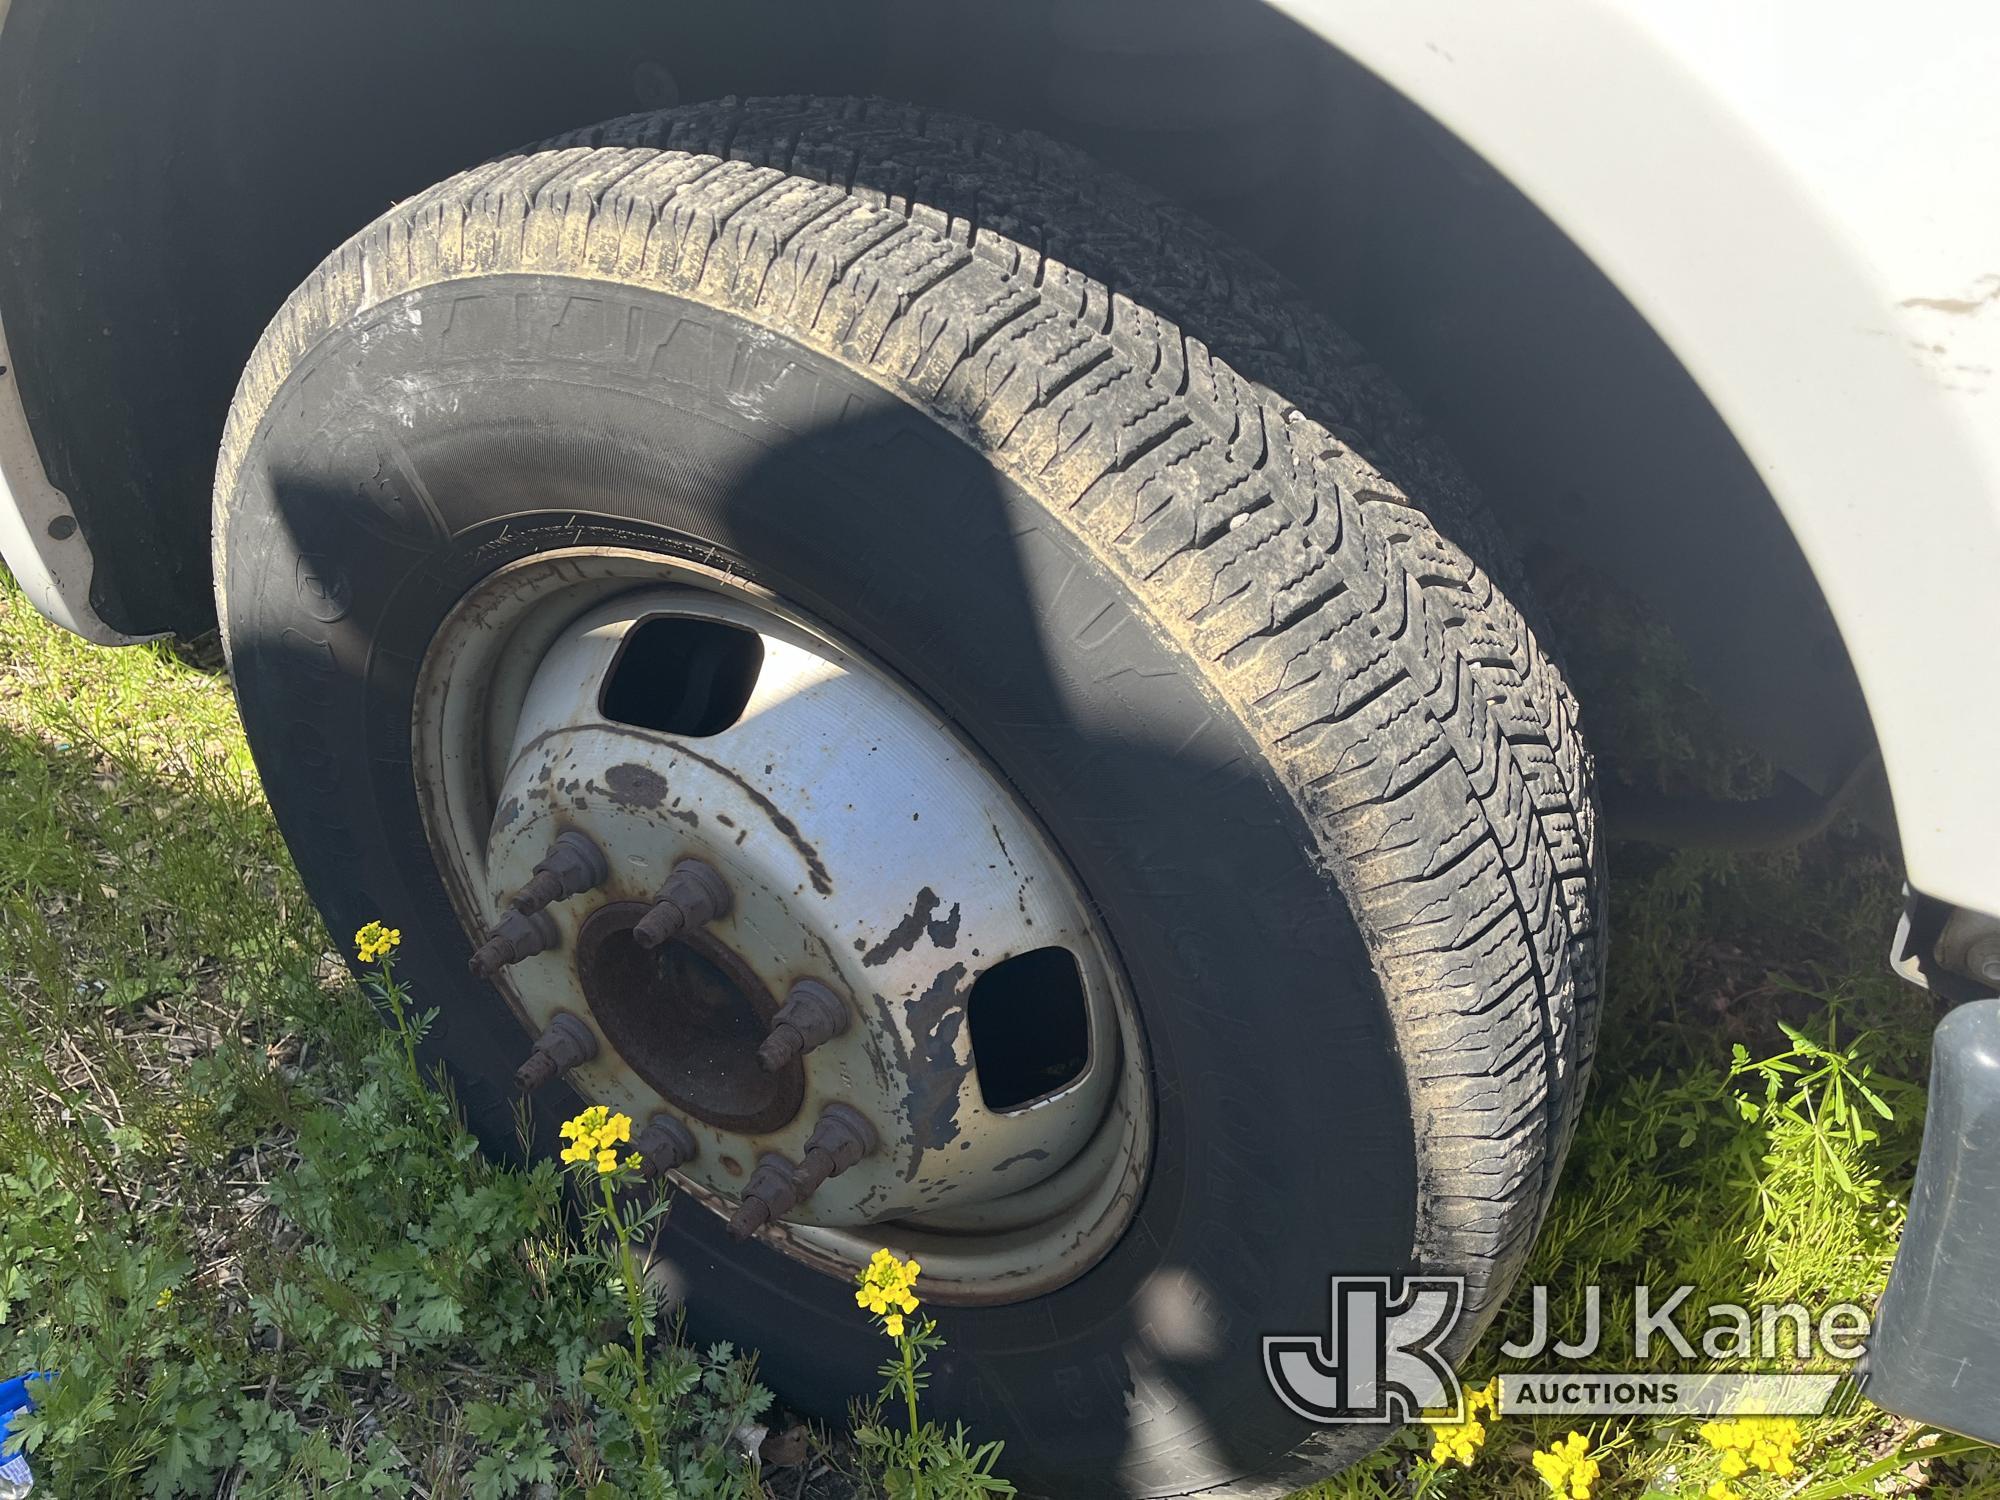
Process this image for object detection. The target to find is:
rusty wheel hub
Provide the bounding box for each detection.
[412,550,1151,1303]
[574,901,804,1135]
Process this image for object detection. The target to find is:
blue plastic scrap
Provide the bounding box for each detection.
[0,1371,52,1493]
[0,1371,51,1434]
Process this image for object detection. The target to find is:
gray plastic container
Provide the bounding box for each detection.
[1867,997,2000,1441]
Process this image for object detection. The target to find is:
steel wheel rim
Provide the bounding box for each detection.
[411,547,1153,1303]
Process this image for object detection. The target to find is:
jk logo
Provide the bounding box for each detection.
[1263,1277,1466,1423]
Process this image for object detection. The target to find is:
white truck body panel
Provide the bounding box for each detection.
[1273,0,2000,917]
[0,306,125,644]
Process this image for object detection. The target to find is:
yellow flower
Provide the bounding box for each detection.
[1531,1432,1600,1499]
[154,1287,175,1309]
[1698,1417,1802,1481]
[1429,1415,1486,1467]
[855,1248,923,1339]
[1423,1378,1498,1468]
[354,921,402,963]
[559,1105,639,1174]
[1706,1484,1740,1500]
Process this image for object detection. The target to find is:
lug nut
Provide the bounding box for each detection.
[469,908,560,977]
[791,1103,877,1200]
[757,978,850,1072]
[723,1111,877,1239]
[511,829,609,915]
[514,1012,597,1092]
[634,1114,698,1177]
[633,859,731,950]
[728,1153,800,1240]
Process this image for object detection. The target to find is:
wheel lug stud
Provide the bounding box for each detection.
[511,829,609,915]
[514,1012,597,1092]
[469,908,560,977]
[728,1153,800,1240]
[634,1114,697,1177]
[633,858,731,950]
[724,1108,877,1240]
[757,978,850,1072]
[791,1103,877,1200]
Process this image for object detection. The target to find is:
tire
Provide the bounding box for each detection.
[214,96,1603,1497]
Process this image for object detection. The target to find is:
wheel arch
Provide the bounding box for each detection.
[1275,0,2000,918]
[3,0,1979,906]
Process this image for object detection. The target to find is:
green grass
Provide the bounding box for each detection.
[0,587,775,1496]
[0,572,1994,1498]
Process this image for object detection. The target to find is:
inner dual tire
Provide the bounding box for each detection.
[214,96,1603,1497]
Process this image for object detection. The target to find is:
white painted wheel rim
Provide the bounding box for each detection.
[412,548,1152,1302]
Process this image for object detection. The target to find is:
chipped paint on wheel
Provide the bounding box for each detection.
[410,558,1152,1299]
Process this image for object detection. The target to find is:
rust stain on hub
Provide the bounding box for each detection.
[574,901,804,1135]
